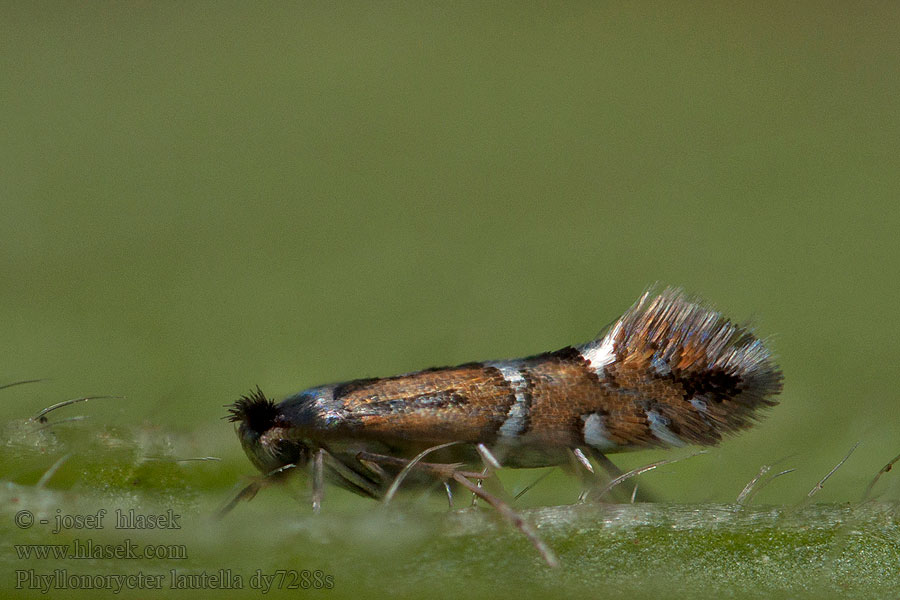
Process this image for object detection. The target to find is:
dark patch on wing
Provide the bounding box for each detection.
[673,368,741,404]
[482,365,520,423]
[350,389,470,417]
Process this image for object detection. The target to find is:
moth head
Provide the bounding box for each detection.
[227,387,310,475]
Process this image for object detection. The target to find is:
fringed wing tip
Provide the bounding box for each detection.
[605,287,783,443]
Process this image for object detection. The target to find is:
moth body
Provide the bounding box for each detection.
[228,288,783,498]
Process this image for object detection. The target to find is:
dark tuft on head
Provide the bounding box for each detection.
[226,386,279,433]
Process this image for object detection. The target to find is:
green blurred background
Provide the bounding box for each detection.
[2,2,900,596]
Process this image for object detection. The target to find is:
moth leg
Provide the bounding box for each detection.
[513,469,555,501]
[364,457,456,511]
[584,452,704,502]
[476,443,503,470]
[581,447,658,503]
[570,448,594,473]
[443,481,454,509]
[356,448,558,567]
[356,444,488,506]
[318,448,382,499]
[311,449,325,513]
[216,463,297,519]
[216,481,262,519]
[471,443,503,507]
[355,450,486,483]
[452,470,559,568]
[566,448,600,504]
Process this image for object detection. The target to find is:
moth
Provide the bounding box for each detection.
[223,288,782,565]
